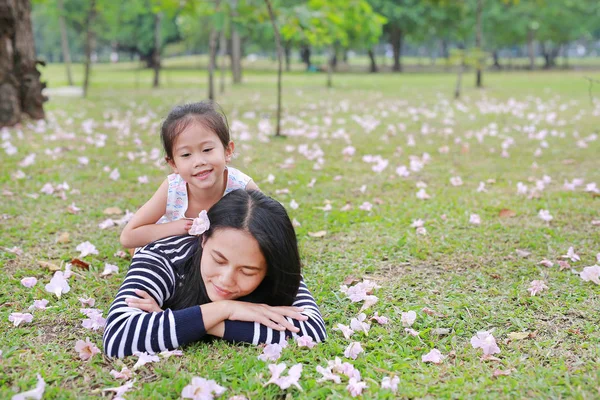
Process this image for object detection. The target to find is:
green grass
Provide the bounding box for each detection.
[1,63,599,399]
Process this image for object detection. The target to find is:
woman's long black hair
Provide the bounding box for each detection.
[163,190,302,309]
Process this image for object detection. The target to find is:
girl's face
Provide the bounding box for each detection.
[168,121,234,192]
[201,228,267,301]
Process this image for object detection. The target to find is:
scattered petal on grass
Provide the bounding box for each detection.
[11,373,45,400]
[29,300,49,311]
[110,367,133,380]
[528,280,548,296]
[20,277,37,288]
[45,271,70,298]
[422,349,444,364]
[346,377,367,397]
[82,311,106,330]
[102,380,135,398]
[561,247,580,262]
[405,328,419,336]
[516,249,531,258]
[189,210,210,236]
[580,266,600,285]
[75,241,98,258]
[78,297,95,307]
[265,363,303,391]
[350,313,370,335]
[469,214,481,225]
[9,313,33,327]
[159,349,184,358]
[493,369,514,377]
[344,342,364,360]
[401,310,416,327]
[538,209,553,222]
[75,337,100,361]
[381,375,399,393]
[539,259,554,267]
[470,331,501,355]
[316,365,341,384]
[370,312,389,325]
[133,352,160,370]
[258,343,284,362]
[296,335,317,349]
[101,263,119,276]
[181,376,226,399]
[333,323,354,339]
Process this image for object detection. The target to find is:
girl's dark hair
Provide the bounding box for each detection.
[161,101,231,160]
[164,190,302,309]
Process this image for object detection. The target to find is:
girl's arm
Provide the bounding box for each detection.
[245,180,260,191]
[119,179,192,248]
[208,280,327,345]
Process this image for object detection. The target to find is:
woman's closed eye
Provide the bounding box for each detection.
[212,255,227,265]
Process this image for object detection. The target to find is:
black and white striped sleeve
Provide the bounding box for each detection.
[222,279,327,345]
[102,236,204,358]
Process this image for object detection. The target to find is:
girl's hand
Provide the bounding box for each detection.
[225,301,308,332]
[173,219,194,235]
[125,289,163,313]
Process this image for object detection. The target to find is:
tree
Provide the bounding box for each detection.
[57,0,73,85]
[82,0,96,98]
[0,0,47,127]
[264,0,283,136]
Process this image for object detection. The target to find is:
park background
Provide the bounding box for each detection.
[1,0,600,399]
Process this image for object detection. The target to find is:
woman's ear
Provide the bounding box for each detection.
[225,141,235,163]
[201,234,207,248]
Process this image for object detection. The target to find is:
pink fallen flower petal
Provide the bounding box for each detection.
[470,331,501,355]
[75,337,100,361]
[296,335,317,349]
[405,328,419,336]
[9,312,33,327]
[370,312,389,325]
[189,210,210,236]
[539,259,554,267]
[381,375,399,393]
[493,369,514,377]
[82,311,106,331]
[346,377,367,397]
[316,365,341,383]
[350,313,370,335]
[110,367,133,380]
[102,380,135,398]
[133,351,160,369]
[20,277,37,288]
[101,263,119,276]
[422,348,444,364]
[258,343,284,362]
[344,342,364,360]
[78,297,95,307]
[11,373,45,400]
[45,271,70,298]
[561,246,580,262]
[538,209,553,222]
[181,376,226,399]
[29,299,49,311]
[266,363,303,391]
[527,280,548,296]
[401,310,416,327]
[333,323,354,339]
[469,214,481,225]
[580,266,600,285]
[75,241,98,258]
[160,349,184,358]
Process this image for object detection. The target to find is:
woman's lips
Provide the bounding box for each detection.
[212,283,233,297]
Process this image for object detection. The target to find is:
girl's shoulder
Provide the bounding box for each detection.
[225,167,252,194]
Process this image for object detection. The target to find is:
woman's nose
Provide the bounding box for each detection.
[218,268,235,288]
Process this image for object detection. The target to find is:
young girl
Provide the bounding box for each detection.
[104,190,327,358]
[120,101,259,249]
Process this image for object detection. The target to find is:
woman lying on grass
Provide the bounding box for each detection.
[103,190,326,358]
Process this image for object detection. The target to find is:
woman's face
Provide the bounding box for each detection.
[201,228,267,301]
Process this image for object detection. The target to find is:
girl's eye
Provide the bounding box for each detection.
[181,153,191,158]
[203,148,213,153]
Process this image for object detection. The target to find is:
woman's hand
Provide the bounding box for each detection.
[125,289,163,313]
[224,301,308,333]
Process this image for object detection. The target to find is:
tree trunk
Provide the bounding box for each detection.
[284,41,291,72]
[152,12,162,88]
[207,9,219,101]
[390,26,403,72]
[527,28,535,70]
[264,0,283,136]
[300,45,311,70]
[83,0,96,98]
[475,0,483,88]
[562,44,568,69]
[219,30,226,93]
[327,47,334,88]
[57,0,73,86]
[0,0,47,127]
[454,50,465,99]
[230,0,242,84]
[368,48,378,73]
[492,50,500,69]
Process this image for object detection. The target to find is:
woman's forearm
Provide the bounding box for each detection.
[199,302,229,334]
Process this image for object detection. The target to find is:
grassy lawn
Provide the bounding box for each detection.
[1,63,599,399]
